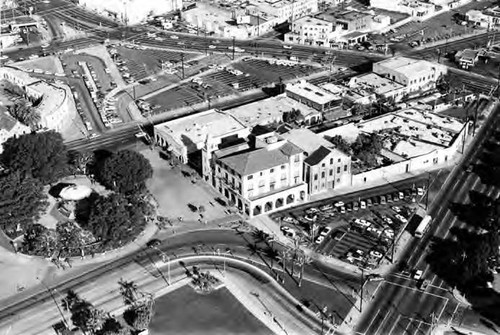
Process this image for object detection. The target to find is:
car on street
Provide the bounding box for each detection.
[360,200,367,209]
[387,194,393,203]
[413,269,423,280]
[334,201,345,207]
[147,239,161,248]
[369,250,383,259]
[283,45,292,49]
[417,187,424,196]
[170,35,179,39]
[306,207,319,214]
[208,45,217,49]
[466,164,474,173]
[282,216,297,223]
[353,202,359,211]
[281,226,296,237]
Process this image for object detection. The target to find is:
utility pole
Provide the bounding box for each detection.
[181,52,185,79]
[37,278,69,329]
[360,268,364,313]
[425,172,431,210]
[232,36,235,60]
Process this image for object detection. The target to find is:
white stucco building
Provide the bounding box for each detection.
[214,131,308,217]
[79,0,183,25]
[0,67,76,132]
[319,108,469,187]
[372,57,447,94]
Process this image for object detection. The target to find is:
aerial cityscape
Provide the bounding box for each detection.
[0,0,500,334]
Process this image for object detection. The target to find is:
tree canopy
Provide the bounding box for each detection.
[94,150,153,194]
[1,131,70,184]
[0,172,48,238]
[8,100,41,129]
[83,193,147,249]
[62,290,106,333]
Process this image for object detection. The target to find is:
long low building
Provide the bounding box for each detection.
[319,108,469,187]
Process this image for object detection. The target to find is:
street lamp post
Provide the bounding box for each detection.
[36,277,70,329]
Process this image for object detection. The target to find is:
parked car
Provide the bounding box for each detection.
[281,226,296,238]
[346,203,353,212]
[369,250,383,259]
[320,227,333,237]
[366,198,373,207]
[320,204,333,211]
[387,194,393,203]
[339,206,346,214]
[417,187,424,196]
[353,202,359,211]
[282,217,297,223]
[380,195,387,205]
[418,279,430,290]
[366,226,382,238]
[315,235,325,244]
[395,214,408,224]
[392,206,402,213]
[360,200,367,209]
[413,269,423,280]
[334,201,345,207]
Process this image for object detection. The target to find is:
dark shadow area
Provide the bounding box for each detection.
[473,163,500,187]
[48,182,75,198]
[73,191,100,225]
[87,149,113,176]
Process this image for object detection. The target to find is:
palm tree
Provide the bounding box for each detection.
[263,246,279,270]
[118,279,140,306]
[252,229,270,247]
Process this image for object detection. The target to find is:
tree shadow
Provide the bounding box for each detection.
[74,192,100,225]
[472,163,500,188]
[48,182,75,198]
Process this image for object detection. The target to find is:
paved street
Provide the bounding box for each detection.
[355,104,500,335]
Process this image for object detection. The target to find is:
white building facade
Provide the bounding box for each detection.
[79,0,183,25]
[214,132,308,217]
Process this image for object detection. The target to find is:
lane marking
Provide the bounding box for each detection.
[384,281,450,300]
[373,308,392,335]
[387,314,401,335]
[365,308,381,334]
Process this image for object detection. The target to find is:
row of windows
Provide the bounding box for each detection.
[313,165,348,180]
[409,74,434,85]
[247,164,287,180]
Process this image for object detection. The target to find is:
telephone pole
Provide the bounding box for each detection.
[232,36,235,60]
[181,52,185,79]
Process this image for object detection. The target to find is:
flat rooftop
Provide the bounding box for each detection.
[375,56,438,76]
[286,81,338,105]
[281,128,348,157]
[294,16,332,27]
[225,95,320,128]
[349,73,404,95]
[154,109,248,148]
[319,108,464,160]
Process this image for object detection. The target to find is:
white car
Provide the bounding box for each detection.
[315,235,325,244]
[391,206,402,213]
[413,269,423,280]
[395,214,408,224]
[170,35,179,39]
[320,227,332,237]
[370,250,383,259]
[283,45,292,49]
[208,45,217,49]
[334,201,345,207]
[281,226,296,238]
[417,187,424,196]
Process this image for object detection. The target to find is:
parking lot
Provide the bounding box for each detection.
[272,186,429,270]
[145,57,322,113]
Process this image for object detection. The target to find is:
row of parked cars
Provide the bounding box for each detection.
[304,187,424,218]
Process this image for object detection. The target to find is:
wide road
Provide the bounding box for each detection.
[0,229,359,334]
[355,104,500,335]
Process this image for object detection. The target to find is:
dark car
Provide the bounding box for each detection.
[147,239,161,248]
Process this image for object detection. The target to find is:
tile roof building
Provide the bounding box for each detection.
[213,131,308,217]
[282,128,351,195]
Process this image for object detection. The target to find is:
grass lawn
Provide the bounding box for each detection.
[150,285,273,335]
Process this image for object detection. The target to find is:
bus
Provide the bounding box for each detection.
[415,215,432,238]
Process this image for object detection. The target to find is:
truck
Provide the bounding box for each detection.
[414,215,432,238]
